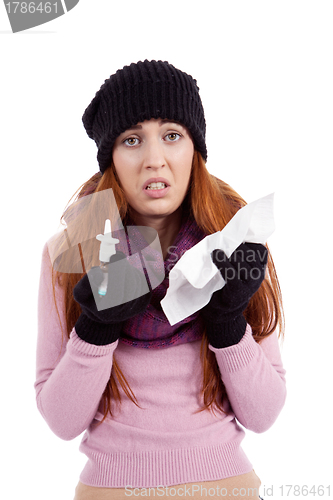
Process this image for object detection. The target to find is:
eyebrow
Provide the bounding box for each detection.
[126,119,183,132]
[127,124,142,130]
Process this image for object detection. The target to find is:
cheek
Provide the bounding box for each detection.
[174,144,193,186]
[181,154,194,187]
[113,148,140,177]
[112,152,130,187]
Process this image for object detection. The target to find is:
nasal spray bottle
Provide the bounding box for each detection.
[96,219,120,297]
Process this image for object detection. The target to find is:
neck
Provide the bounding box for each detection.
[131,208,183,259]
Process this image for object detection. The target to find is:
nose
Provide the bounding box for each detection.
[142,138,166,170]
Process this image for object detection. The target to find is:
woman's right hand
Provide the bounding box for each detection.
[73,251,152,345]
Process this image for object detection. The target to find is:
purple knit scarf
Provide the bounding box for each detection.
[120,211,206,349]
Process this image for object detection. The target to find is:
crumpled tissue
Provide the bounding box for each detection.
[161,193,275,326]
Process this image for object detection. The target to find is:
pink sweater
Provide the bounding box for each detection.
[35,245,286,488]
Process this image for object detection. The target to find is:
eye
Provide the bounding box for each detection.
[165,132,181,142]
[123,137,139,147]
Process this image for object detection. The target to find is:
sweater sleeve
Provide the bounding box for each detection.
[34,244,118,441]
[209,324,286,433]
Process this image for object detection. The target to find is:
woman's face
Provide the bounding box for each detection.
[112,118,194,220]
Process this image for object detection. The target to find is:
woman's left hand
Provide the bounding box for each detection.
[202,242,268,348]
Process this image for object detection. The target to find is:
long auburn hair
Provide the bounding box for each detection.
[52,150,284,420]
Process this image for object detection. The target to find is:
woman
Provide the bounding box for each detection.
[35,60,286,499]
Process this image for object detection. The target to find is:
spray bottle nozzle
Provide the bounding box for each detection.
[96,219,120,263]
[96,219,120,297]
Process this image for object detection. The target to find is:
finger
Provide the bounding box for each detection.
[239,243,268,267]
[211,249,228,270]
[211,251,240,283]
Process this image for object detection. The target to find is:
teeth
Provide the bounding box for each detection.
[146,182,166,190]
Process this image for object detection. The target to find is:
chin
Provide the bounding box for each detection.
[141,201,179,218]
[146,208,175,218]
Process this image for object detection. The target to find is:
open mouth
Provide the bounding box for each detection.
[145,182,167,190]
[143,179,170,198]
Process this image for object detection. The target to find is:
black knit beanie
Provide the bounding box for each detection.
[82,60,207,174]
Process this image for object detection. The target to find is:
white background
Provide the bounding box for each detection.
[1,1,332,499]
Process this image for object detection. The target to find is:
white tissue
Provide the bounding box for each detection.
[161,193,275,325]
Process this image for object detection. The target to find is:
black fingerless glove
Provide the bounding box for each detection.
[73,252,152,345]
[202,243,268,348]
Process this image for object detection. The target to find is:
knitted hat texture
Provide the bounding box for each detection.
[82,60,207,173]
